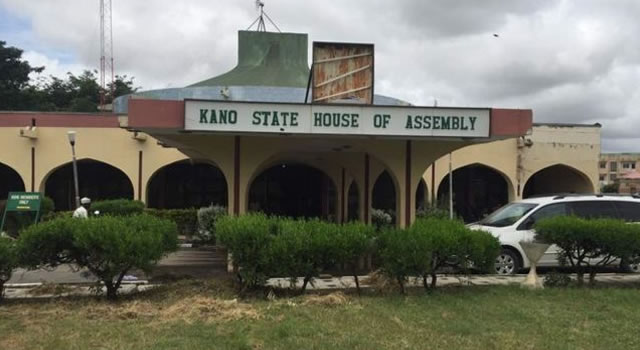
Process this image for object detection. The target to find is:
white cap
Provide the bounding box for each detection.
[80,197,91,204]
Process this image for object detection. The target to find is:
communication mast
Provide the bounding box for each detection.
[99,0,114,110]
[247,1,281,32]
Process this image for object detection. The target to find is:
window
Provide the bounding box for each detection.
[613,201,640,222]
[517,203,567,230]
[622,162,636,170]
[568,201,618,219]
[599,161,607,169]
[479,203,538,227]
[610,162,618,172]
[610,174,617,182]
[599,174,606,181]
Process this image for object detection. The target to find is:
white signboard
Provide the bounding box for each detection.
[184,100,490,138]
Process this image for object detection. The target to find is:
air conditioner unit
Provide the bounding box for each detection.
[19,126,38,139]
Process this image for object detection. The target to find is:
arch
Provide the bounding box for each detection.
[146,159,228,209]
[415,178,428,211]
[43,159,134,211]
[372,170,397,224]
[0,162,25,200]
[347,180,360,222]
[523,164,594,198]
[437,163,513,223]
[248,162,337,220]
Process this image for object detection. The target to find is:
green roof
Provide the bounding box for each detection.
[189,31,310,88]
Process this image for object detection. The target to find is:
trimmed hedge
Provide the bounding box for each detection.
[535,216,640,285]
[196,205,227,243]
[0,237,18,302]
[217,215,498,294]
[145,208,198,237]
[379,218,500,293]
[18,215,178,300]
[92,199,145,216]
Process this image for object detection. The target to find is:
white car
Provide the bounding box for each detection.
[468,194,640,275]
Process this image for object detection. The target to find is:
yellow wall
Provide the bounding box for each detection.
[424,125,600,201]
[0,123,600,227]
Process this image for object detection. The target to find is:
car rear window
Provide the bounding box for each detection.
[568,201,619,219]
[613,201,640,222]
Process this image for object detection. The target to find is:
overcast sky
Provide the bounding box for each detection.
[1,0,639,152]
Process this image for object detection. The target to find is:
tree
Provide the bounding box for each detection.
[18,215,178,300]
[107,74,139,102]
[601,182,619,193]
[0,41,44,110]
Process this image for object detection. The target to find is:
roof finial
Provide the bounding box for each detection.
[247,1,281,32]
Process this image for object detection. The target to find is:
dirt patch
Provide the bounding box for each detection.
[79,296,260,324]
[160,296,260,323]
[302,292,349,306]
[362,270,398,294]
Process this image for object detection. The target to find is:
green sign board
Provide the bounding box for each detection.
[1,192,42,237]
[5,192,41,212]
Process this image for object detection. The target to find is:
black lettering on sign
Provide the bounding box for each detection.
[252,111,261,125]
[469,116,477,130]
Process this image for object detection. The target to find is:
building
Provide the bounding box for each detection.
[0,30,602,225]
[599,153,640,187]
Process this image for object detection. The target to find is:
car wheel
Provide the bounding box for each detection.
[495,249,521,275]
[628,263,640,273]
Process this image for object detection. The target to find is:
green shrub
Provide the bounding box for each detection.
[92,199,145,217]
[371,209,393,230]
[416,205,450,220]
[378,218,500,293]
[39,196,55,220]
[535,216,640,285]
[18,215,178,300]
[197,205,227,243]
[378,227,432,294]
[0,237,18,302]
[145,208,198,237]
[333,222,375,294]
[273,218,340,293]
[216,213,276,290]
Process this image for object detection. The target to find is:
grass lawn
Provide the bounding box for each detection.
[1,279,639,350]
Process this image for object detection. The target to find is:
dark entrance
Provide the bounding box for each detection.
[44,159,134,211]
[437,164,509,223]
[147,160,228,209]
[0,162,25,199]
[372,170,396,224]
[523,164,593,198]
[249,163,336,220]
[347,181,359,222]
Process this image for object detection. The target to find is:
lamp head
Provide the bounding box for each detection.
[67,131,76,145]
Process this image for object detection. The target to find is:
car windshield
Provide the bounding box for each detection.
[479,203,538,227]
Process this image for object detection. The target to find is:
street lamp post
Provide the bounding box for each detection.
[67,131,80,209]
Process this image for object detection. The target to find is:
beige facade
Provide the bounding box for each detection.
[423,123,600,221]
[0,113,599,225]
[599,153,640,185]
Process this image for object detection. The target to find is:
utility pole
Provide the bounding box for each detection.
[100,0,114,111]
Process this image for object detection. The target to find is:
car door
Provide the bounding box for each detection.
[516,203,568,266]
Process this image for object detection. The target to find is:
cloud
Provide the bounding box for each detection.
[1,0,639,152]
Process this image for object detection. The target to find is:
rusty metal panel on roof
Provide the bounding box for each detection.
[312,42,374,104]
